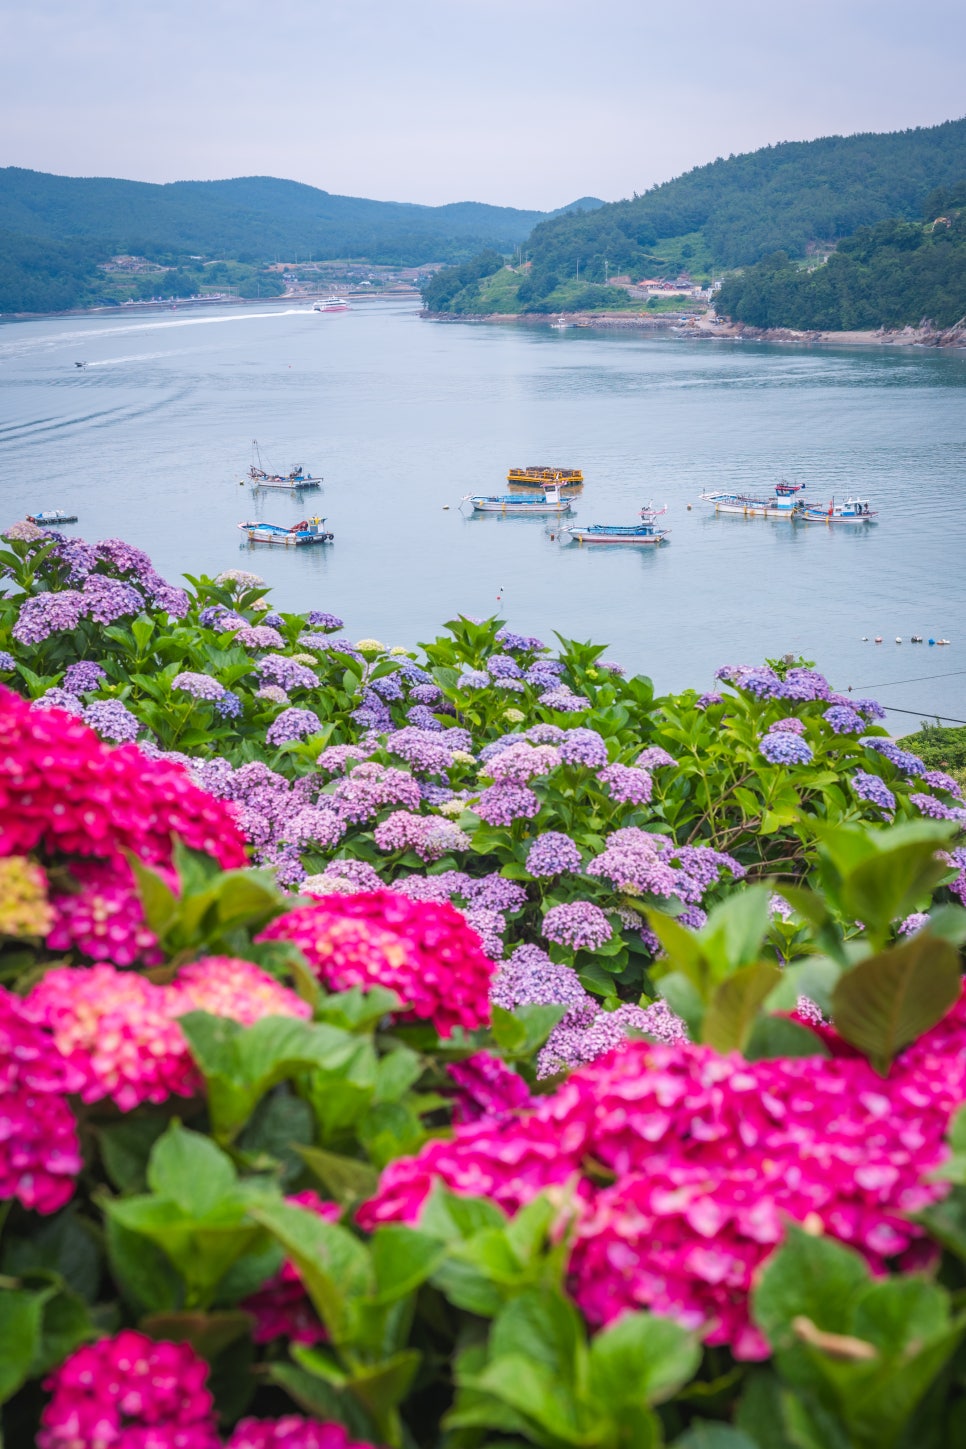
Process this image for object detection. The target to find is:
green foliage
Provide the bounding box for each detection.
[901,722,966,774]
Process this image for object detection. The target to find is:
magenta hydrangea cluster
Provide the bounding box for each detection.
[0,987,83,1215]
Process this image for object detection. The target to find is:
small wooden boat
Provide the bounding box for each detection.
[464,483,573,515]
[508,465,583,491]
[238,517,333,546]
[563,503,669,546]
[27,509,78,525]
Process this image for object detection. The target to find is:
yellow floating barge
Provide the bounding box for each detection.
[507,465,583,491]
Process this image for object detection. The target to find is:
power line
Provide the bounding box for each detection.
[847,667,966,692]
[871,703,966,726]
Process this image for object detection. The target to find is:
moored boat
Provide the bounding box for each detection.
[27,509,78,525]
[799,496,877,524]
[563,503,669,546]
[237,517,333,546]
[508,465,583,490]
[463,484,573,515]
[699,479,807,519]
[249,465,323,490]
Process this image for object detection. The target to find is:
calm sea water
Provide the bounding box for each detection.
[2,298,965,729]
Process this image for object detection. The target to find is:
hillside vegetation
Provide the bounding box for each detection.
[715,182,966,330]
[425,118,966,315]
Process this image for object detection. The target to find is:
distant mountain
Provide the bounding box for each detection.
[0,168,593,266]
[509,117,966,306]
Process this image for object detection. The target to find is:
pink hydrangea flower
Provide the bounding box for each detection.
[38,1331,220,1449]
[46,861,164,967]
[167,956,312,1024]
[448,1051,533,1124]
[0,987,83,1214]
[227,1418,377,1449]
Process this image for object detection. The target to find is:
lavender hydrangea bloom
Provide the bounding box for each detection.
[282,805,345,849]
[172,671,225,701]
[386,727,455,774]
[718,665,785,700]
[524,723,567,745]
[266,707,322,746]
[474,783,540,826]
[852,697,887,722]
[394,871,472,903]
[769,717,806,735]
[635,746,677,769]
[256,654,318,691]
[487,654,524,680]
[214,690,243,720]
[200,604,236,628]
[537,1000,687,1078]
[759,732,814,766]
[543,900,612,950]
[312,858,383,892]
[142,572,190,618]
[306,611,344,630]
[323,638,365,661]
[371,673,405,701]
[34,688,83,715]
[490,944,596,1022]
[852,771,897,812]
[406,704,443,731]
[559,728,609,768]
[526,831,583,876]
[316,743,372,774]
[601,660,625,676]
[460,874,528,912]
[823,704,864,734]
[599,763,653,804]
[256,685,289,704]
[909,793,966,823]
[921,769,964,799]
[260,612,285,629]
[462,906,506,959]
[394,659,433,684]
[13,590,86,643]
[81,574,144,624]
[587,830,680,898]
[83,699,141,743]
[331,763,422,821]
[539,688,590,712]
[695,692,723,709]
[63,660,106,694]
[0,651,14,672]
[495,627,547,652]
[486,742,560,784]
[525,663,566,690]
[458,669,489,689]
[860,738,925,776]
[781,667,831,702]
[215,569,265,590]
[230,624,286,650]
[97,538,153,574]
[899,912,930,936]
[52,539,99,583]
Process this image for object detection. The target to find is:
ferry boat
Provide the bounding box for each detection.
[313,296,350,313]
[27,509,78,526]
[699,479,808,519]
[463,483,573,515]
[507,465,583,490]
[238,517,333,547]
[800,496,877,524]
[563,503,669,547]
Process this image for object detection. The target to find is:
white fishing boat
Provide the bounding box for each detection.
[245,440,322,490]
[238,517,333,547]
[563,503,670,546]
[550,316,571,330]
[699,479,807,519]
[800,496,877,524]
[313,296,350,313]
[462,483,573,515]
[27,509,78,526]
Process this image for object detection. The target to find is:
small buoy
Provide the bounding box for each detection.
[442,505,449,510]
[861,636,869,641]
[911,635,923,643]
[686,503,692,511]
[938,638,951,646]
[895,636,902,644]
[929,638,936,646]
[874,636,883,644]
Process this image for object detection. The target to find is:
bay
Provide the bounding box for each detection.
[1,297,965,729]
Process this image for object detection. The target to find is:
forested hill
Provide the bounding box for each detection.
[714,182,966,331]
[510,118,966,307]
[0,169,601,265]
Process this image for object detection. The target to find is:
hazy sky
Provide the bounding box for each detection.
[3,0,965,211]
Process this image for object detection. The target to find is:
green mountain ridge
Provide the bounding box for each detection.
[0,167,602,264]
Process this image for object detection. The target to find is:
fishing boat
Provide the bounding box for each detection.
[699,479,808,519]
[313,296,350,313]
[245,440,322,490]
[799,496,877,524]
[550,316,571,330]
[507,465,583,490]
[27,509,78,525]
[562,503,669,546]
[463,483,573,515]
[237,517,333,546]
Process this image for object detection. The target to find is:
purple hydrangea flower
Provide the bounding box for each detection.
[921,770,964,799]
[526,831,583,877]
[51,539,99,583]
[256,654,318,691]
[486,741,560,784]
[760,732,814,766]
[406,704,443,731]
[539,687,590,712]
[823,704,864,734]
[462,874,528,911]
[543,900,612,951]
[852,771,897,812]
[695,692,723,709]
[172,671,225,701]
[97,538,153,574]
[308,858,383,892]
[462,906,506,959]
[474,783,540,826]
[80,574,144,624]
[599,763,653,804]
[142,571,190,618]
[525,663,565,690]
[601,660,625,676]
[587,830,680,897]
[394,659,433,684]
[853,697,887,722]
[83,699,141,743]
[487,654,523,680]
[394,871,472,903]
[282,805,345,849]
[214,690,243,720]
[860,738,925,776]
[899,912,930,936]
[260,612,285,629]
[0,651,14,672]
[769,717,806,735]
[229,624,286,650]
[316,743,373,774]
[635,746,677,769]
[524,723,567,745]
[537,1000,687,1078]
[385,727,455,774]
[718,665,785,700]
[266,707,322,746]
[34,688,83,715]
[200,604,236,628]
[323,638,365,661]
[490,944,596,1022]
[63,660,106,694]
[307,611,344,631]
[256,685,289,704]
[371,673,405,701]
[409,682,441,706]
[495,627,547,653]
[781,667,831,702]
[559,727,609,768]
[331,763,422,821]
[458,669,489,689]
[13,590,86,643]
[909,793,966,823]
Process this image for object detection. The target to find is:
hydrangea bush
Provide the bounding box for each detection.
[3,525,966,1446]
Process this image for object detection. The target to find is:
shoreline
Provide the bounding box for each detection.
[0,289,419,326]
[423,308,966,350]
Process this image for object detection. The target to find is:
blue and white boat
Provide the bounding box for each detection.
[463,483,573,515]
[238,517,333,546]
[699,479,807,519]
[27,509,78,526]
[800,496,877,524]
[563,503,669,546]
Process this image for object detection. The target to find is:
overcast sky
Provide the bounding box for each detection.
[3,0,965,211]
